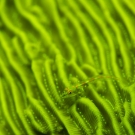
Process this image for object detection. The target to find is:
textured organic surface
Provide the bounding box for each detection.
[0,0,135,135]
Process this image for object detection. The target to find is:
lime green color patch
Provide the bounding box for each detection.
[0,0,135,135]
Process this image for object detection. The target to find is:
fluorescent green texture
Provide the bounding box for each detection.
[0,0,135,135]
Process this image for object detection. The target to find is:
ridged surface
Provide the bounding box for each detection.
[0,0,135,135]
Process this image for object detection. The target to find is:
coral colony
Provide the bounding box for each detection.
[0,0,135,135]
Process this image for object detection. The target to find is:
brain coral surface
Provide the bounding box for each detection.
[0,0,135,135]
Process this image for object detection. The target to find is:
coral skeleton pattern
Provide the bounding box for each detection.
[0,0,135,134]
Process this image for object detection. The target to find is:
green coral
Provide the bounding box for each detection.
[0,0,135,135]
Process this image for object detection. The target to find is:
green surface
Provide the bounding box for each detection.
[0,0,135,135]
